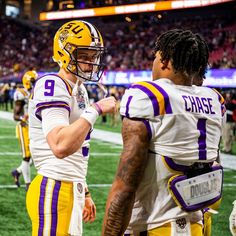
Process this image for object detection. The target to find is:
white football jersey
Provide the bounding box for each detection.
[14,87,30,116]
[29,74,91,182]
[120,78,225,232]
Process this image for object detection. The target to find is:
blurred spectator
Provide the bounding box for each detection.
[0,7,235,78]
[222,92,236,154]
[1,83,10,111]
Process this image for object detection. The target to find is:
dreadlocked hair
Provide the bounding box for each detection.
[154,29,209,79]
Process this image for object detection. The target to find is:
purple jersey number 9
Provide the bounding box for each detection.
[44,80,55,96]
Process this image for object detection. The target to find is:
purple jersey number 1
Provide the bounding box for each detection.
[44,80,55,96]
[197,118,207,160]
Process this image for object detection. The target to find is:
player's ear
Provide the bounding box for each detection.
[161,59,170,70]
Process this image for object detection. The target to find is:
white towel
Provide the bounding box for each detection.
[68,181,85,236]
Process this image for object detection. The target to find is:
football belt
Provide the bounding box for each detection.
[168,165,223,212]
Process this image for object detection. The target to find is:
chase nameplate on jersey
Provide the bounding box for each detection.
[169,166,223,212]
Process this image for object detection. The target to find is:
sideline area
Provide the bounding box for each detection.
[0,111,235,170]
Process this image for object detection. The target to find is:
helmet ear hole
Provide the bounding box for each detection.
[58,51,64,57]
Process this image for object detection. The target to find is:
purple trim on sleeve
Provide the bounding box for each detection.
[125,96,133,118]
[50,180,61,236]
[131,84,160,116]
[212,88,225,117]
[141,119,152,140]
[35,101,71,121]
[146,81,173,114]
[197,119,207,160]
[36,101,70,108]
[38,176,48,236]
[85,130,91,141]
[82,147,89,157]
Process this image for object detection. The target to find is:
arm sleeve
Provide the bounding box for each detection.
[42,107,69,137]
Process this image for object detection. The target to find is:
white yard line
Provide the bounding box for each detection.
[0,126,15,129]
[0,183,235,189]
[0,152,120,156]
[0,136,16,139]
[0,184,112,189]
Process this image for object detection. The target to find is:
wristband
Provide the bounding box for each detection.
[80,106,99,126]
[93,102,103,115]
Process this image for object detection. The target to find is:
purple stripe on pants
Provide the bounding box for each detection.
[50,180,61,236]
[197,119,207,160]
[38,176,48,236]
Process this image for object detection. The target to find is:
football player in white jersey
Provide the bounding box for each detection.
[230,201,236,236]
[102,29,225,236]
[11,70,37,191]
[26,20,116,236]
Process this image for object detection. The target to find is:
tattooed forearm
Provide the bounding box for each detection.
[103,191,134,235]
[102,118,150,236]
[117,118,149,188]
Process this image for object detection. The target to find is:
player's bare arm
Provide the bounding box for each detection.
[46,118,92,159]
[46,96,117,159]
[13,100,24,121]
[102,117,150,235]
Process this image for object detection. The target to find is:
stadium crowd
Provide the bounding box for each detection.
[0,9,235,78]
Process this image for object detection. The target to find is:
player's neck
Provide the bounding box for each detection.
[58,68,78,84]
[169,72,192,86]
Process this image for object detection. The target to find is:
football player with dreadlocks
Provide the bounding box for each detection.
[26,20,116,235]
[11,70,37,191]
[102,29,225,236]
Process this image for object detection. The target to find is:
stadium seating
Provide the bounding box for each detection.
[0,5,235,78]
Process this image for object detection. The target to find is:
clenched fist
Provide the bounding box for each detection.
[93,96,117,115]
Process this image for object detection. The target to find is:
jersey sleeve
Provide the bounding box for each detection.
[120,81,172,119]
[120,82,162,141]
[32,75,72,120]
[212,88,226,118]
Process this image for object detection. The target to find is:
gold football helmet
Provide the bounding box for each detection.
[53,20,106,82]
[22,70,38,90]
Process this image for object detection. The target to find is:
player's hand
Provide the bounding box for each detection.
[93,96,117,115]
[20,115,29,127]
[229,201,236,236]
[83,196,96,223]
[23,114,29,121]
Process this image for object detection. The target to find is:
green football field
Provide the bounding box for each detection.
[0,118,235,236]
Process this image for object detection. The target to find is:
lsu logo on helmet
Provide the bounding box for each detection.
[53,20,106,82]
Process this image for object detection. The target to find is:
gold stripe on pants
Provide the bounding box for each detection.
[26,175,73,236]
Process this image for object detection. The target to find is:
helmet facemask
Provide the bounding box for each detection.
[65,44,106,82]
